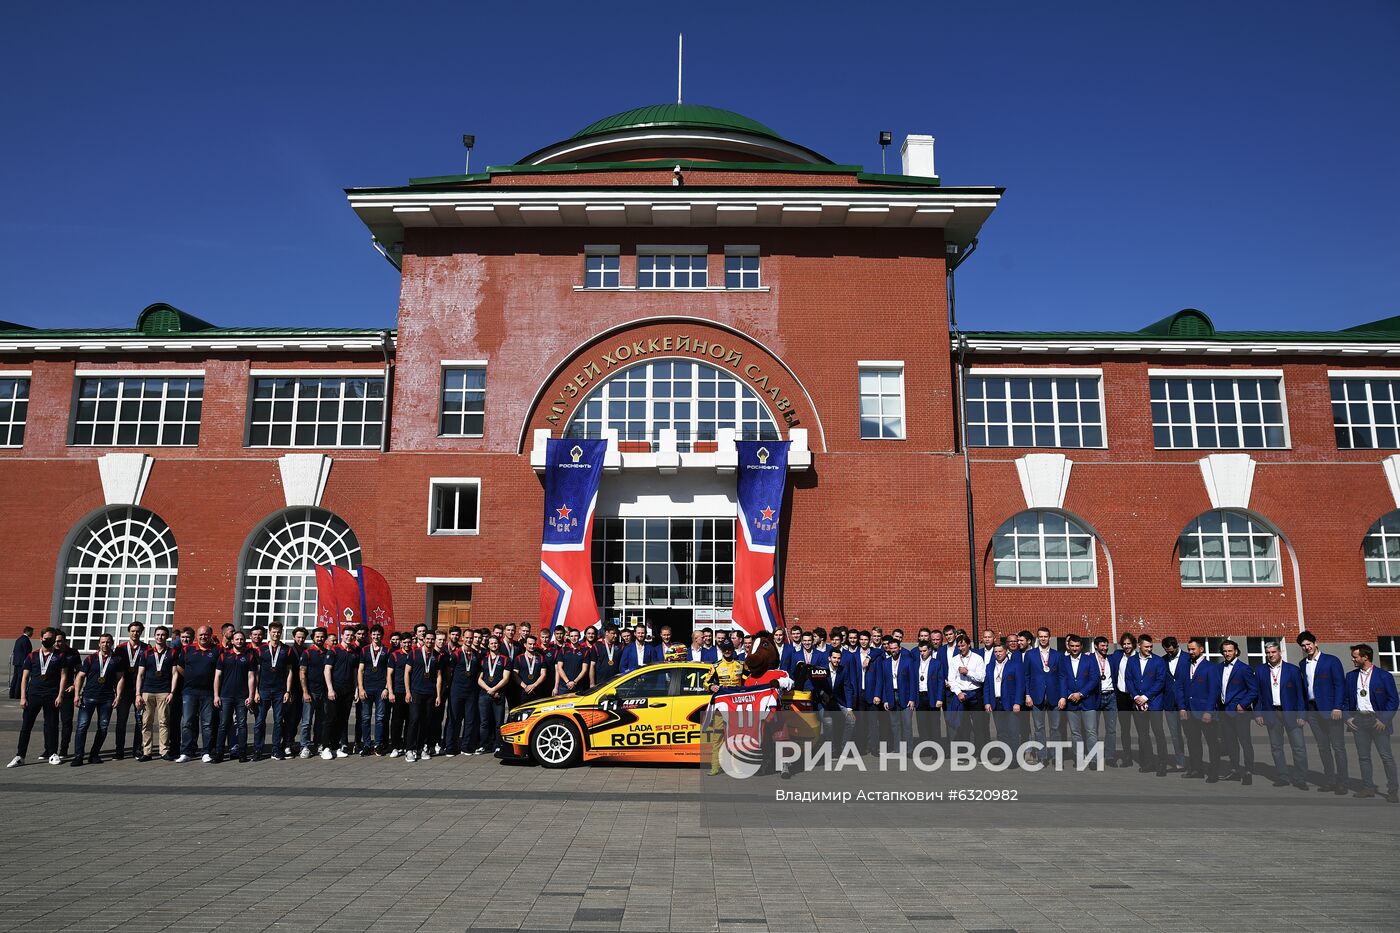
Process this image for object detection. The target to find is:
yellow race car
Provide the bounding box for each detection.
[496,661,817,768]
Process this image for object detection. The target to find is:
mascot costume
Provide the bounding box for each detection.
[704,632,795,777]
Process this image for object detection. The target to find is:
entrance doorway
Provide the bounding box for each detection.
[432,585,473,629]
[591,517,734,639]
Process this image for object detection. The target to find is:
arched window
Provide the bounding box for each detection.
[240,508,360,630]
[1363,511,1400,586]
[563,359,780,452]
[59,507,178,652]
[991,510,1096,586]
[1178,510,1279,586]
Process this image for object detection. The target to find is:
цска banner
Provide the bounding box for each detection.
[733,440,790,634]
[540,437,608,631]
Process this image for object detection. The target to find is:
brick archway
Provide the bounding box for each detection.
[517,316,825,452]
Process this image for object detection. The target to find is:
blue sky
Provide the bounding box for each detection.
[2,0,1396,334]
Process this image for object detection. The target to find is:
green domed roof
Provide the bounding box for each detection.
[571,104,787,142]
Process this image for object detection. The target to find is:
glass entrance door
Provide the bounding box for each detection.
[591,517,734,633]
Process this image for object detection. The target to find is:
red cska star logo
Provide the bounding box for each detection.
[759,506,775,521]
[556,504,573,520]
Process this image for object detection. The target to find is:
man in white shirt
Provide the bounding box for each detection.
[945,634,986,745]
[1091,637,1121,767]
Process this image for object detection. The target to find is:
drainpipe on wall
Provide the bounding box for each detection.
[380,330,394,453]
[948,238,979,631]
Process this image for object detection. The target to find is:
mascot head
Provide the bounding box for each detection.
[744,631,780,678]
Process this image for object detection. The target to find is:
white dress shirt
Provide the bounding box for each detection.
[946,651,986,695]
[1357,667,1375,713]
[918,657,931,692]
[1116,654,1129,693]
[1303,655,1317,701]
[1221,660,1235,703]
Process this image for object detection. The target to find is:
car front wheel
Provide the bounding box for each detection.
[531,717,583,768]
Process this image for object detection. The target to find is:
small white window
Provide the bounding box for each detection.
[584,246,620,289]
[429,479,480,535]
[858,364,905,440]
[638,247,707,289]
[440,365,486,437]
[725,247,760,289]
[0,376,28,447]
[1245,636,1286,665]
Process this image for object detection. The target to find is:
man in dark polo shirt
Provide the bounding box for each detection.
[135,626,178,761]
[54,631,80,759]
[444,629,480,756]
[357,624,391,756]
[403,632,442,763]
[71,633,124,767]
[253,622,294,761]
[284,626,306,756]
[556,628,591,696]
[298,627,330,759]
[323,628,359,759]
[169,627,193,749]
[111,621,145,760]
[386,631,409,756]
[176,625,220,763]
[214,630,257,762]
[477,634,511,754]
[8,627,68,767]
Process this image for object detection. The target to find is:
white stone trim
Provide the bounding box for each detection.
[440,360,488,367]
[1148,367,1284,377]
[249,368,385,377]
[1198,453,1256,509]
[0,337,392,354]
[277,453,332,508]
[968,366,1103,376]
[0,370,32,376]
[1014,453,1072,509]
[1327,370,1400,378]
[97,453,154,506]
[415,577,483,584]
[857,360,905,368]
[74,369,205,377]
[1383,456,1400,510]
[964,338,1398,357]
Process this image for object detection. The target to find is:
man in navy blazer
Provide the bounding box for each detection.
[912,639,946,747]
[1160,636,1187,771]
[1216,640,1259,785]
[879,637,916,748]
[1343,643,1398,802]
[984,642,1024,762]
[788,632,829,693]
[1090,637,1121,766]
[1253,641,1309,789]
[1023,626,1063,764]
[1179,636,1223,781]
[1111,633,1140,767]
[1124,634,1170,776]
[1057,634,1100,753]
[1296,630,1350,795]
[619,631,661,674]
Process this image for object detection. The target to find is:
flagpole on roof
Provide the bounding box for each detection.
[677,33,683,105]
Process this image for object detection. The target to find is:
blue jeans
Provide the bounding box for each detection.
[255,691,284,754]
[75,697,114,759]
[477,691,506,751]
[218,698,248,756]
[359,694,388,751]
[1028,702,1061,757]
[885,704,913,749]
[181,691,214,757]
[1063,708,1098,755]
[1097,694,1119,760]
[300,692,326,750]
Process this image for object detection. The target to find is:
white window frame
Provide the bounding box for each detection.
[1178,510,1282,587]
[58,506,179,653]
[724,246,761,289]
[245,370,385,449]
[439,361,487,438]
[636,245,708,289]
[1377,635,1400,674]
[584,245,621,289]
[965,367,1107,449]
[71,373,205,447]
[239,508,361,630]
[1328,372,1400,450]
[858,361,906,440]
[592,516,735,620]
[1244,636,1288,666]
[1362,510,1400,586]
[990,510,1098,588]
[1147,369,1291,450]
[0,371,30,448]
[428,477,482,536]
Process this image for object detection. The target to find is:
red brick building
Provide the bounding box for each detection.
[2,104,1397,666]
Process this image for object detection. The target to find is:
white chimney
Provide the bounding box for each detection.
[900,135,936,178]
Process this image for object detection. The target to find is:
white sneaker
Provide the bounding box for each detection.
[175,754,191,763]
[5,756,21,768]
[283,747,292,757]
[298,748,312,759]
[475,746,489,755]
[405,751,417,763]
[444,751,456,758]
[201,754,213,763]
[463,750,475,757]
[335,749,349,759]
[48,754,62,765]
[389,749,400,758]
[434,744,442,755]
[421,750,432,760]
[320,748,334,760]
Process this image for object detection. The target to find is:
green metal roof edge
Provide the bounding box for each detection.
[400,159,874,187]
[961,328,1400,343]
[0,326,394,339]
[570,104,786,143]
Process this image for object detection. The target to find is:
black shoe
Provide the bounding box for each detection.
[1271,779,1290,788]
[253,752,263,762]
[70,758,83,767]
[1138,766,1152,773]
[1241,774,1252,786]
[89,754,102,765]
[162,753,174,762]
[1355,788,1376,799]
[1206,773,1219,783]
[114,750,125,761]
[1317,783,1334,793]
[1334,786,1350,796]
[239,755,250,763]
[1293,781,1309,791]
[138,755,152,763]
[1184,771,1203,779]
[1385,792,1399,804]
[1157,767,1167,777]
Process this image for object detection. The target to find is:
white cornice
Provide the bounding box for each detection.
[0,336,396,354]
[962,338,1400,357]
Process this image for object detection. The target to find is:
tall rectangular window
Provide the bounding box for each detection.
[965,373,1105,448]
[1244,636,1285,666]
[584,247,619,288]
[1331,376,1400,449]
[1378,635,1400,673]
[859,364,905,440]
[440,365,486,437]
[724,248,760,288]
[72,376,203,446]
[638,250,707,288]
[1150,374,1288,449]
[247,375,384,447]
[429,479,480,535]
[0,376,28,447]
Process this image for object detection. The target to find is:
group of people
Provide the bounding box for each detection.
[6,618,1397,802]
[758,623,1398,801]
